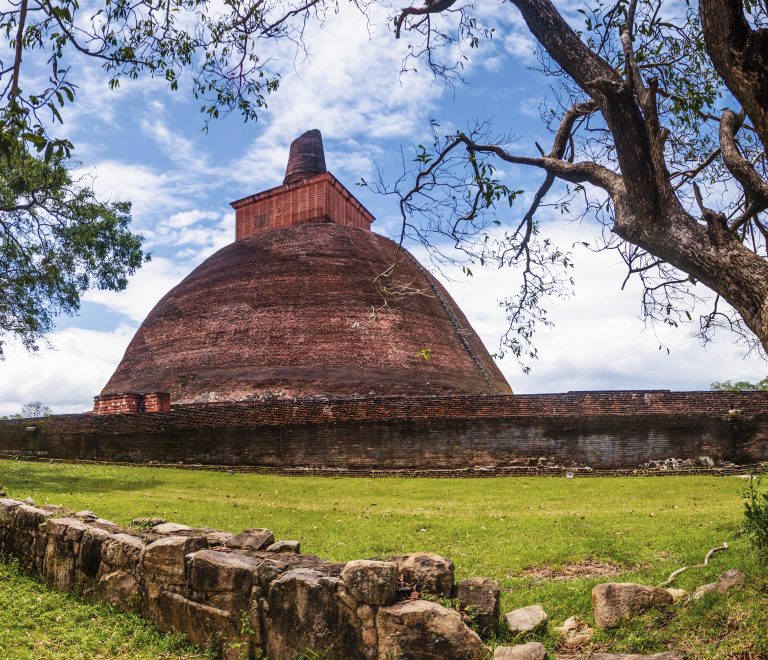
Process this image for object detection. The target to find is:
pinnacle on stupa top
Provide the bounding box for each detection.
[283,129,327,184]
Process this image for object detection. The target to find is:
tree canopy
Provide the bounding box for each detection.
[382,0,768,368]
[0,400,52,418]
[0,0,293,354]
[711,377,768,392]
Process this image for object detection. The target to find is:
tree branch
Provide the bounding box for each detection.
[9,0,29,100]
[701,0,768,149]
[720,109,768,209]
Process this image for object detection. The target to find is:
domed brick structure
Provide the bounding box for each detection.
[97,131,511,407]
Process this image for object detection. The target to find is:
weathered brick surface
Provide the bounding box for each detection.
[97,223,511,404]
[93,392,170,415]
[2,391,768,471]
[282,129,327,185]
[232,172,374,239]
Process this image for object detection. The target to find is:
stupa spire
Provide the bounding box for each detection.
[283,129,327,184]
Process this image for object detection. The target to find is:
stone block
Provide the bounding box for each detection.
[155,591,242,651]
[230,528,275,551]
[493,642,547,659]
[504,605,547,637]
[205,531,236,547]
[376,599,485,659]
[13,504,50,532]
[189,549,260,594]
[252,553,336,592]
[388,552,455,596]
[0,498,21,526]
[589,654,684,659]
[0,498,21,553]
[43,535,77,592]
[266,540,300,553]
[141,535,207,586]
[265,568,362,659]
[592,583,673,630]
[98,569,140,610]
[340,560,399,606]
[102,533,145,571]
[142,535,208,621]
[456,577,500,638]
[78,527,112,579]
[152,522,194,535]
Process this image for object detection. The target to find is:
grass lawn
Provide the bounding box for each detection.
[0,560,202,659]
[1,459,767,657]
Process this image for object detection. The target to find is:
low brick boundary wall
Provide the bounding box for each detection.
[0,499,486,658]
[1,391,767,472]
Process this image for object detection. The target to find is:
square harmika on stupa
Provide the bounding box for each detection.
[97,130,512,409]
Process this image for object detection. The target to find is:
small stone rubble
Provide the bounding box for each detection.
[494,641,547,659]
[556,615,595,649]
[504,604,548,637]
[689,568,745,600]
[456,576,501,637]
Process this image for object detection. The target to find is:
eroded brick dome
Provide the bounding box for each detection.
[101,223,512,403]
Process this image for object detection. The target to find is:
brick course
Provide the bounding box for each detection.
[3,391,768,472]
[93,392,171,415]
[231,173,374,239]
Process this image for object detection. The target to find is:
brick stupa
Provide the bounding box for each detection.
[96,130,512,409]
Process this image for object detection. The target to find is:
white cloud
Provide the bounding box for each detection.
[229,2,450,190]
[77,160,202,229]
[0,326,136,415]
[83,256,194,323]
[433,220,768,393]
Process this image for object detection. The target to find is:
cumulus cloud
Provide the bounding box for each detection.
[0,326,136,416]
[433,220,767,393]
[229,2,451,189]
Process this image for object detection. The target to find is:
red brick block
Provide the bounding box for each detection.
[231,173,374,240]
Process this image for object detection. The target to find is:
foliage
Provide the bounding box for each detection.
[0,0,317,352]
[387,0,768,369]
[0,145,144,356]
[0,401,53,419]
[20,401,51,417]
[742,476,768,562]
[2,461,768,656]
[711,377,768,392]
[0,0,289,160]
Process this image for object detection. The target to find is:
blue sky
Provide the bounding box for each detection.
[1,1,765,414]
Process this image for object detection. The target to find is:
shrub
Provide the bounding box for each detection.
[743,476,768,562]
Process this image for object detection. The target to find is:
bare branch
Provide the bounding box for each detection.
[720,109,768,208]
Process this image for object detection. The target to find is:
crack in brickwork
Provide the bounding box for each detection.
[408,256,496,392]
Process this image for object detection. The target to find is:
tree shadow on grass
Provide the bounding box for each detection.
[0,463,163,497]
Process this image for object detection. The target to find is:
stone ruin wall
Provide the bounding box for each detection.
[0,498,489,659]
[1,392,768,474]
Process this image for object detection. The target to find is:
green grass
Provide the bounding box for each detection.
[0,559,201,659]
[1,459,768,657]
